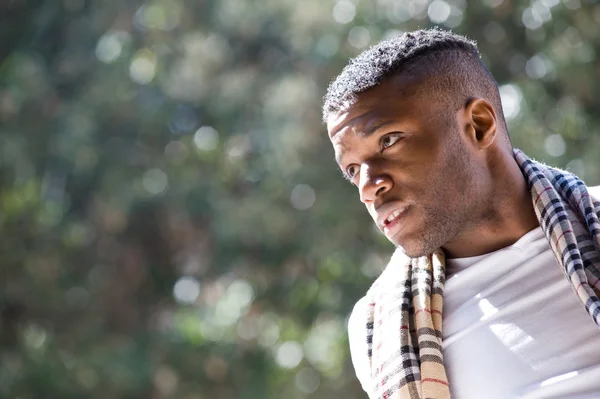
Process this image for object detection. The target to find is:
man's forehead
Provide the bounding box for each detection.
[326,108,362,166]
[326,110,350,138]
[326,76,424,137]
[327,102,405,143]
[326,96,381,139]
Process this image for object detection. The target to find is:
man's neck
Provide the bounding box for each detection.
[442,157,540,259]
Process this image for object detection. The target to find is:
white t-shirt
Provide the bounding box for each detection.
[348,227,600,398]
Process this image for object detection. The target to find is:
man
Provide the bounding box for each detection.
[323,29,600,399]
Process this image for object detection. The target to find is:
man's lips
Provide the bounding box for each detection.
[375,204,410,230]
[377,205,410,238]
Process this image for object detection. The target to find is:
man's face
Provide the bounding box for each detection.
[327,77,482,257]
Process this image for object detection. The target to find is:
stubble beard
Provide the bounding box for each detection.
[395,206,465,258]
[395,133,478,258]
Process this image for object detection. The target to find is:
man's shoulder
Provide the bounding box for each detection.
[348,296,368,332]
[348,248,414,331]
[347,295,372,394]
[347,296,369,361]
[588,185,600,199]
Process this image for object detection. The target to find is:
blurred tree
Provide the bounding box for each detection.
[1,0,599,398]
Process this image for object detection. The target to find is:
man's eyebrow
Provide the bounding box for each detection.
[357,120,396,138]
[334,120,397,167]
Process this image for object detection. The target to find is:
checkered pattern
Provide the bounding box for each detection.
[364,149,600,399]
[515,149,600,326]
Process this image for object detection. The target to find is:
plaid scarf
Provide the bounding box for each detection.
[364,149,600,399]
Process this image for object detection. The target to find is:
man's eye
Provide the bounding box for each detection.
[381,133,402,149]
[346,165,358,178]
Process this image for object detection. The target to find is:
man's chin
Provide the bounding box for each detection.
[387,216,448,258]
[391,236,433,258]
[394,245,429,258]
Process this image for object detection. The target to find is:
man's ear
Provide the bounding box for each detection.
[463,98,497,149]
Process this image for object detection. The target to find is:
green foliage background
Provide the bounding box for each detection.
[1,0,599,398]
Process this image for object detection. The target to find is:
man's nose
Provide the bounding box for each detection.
[358,163,393,203]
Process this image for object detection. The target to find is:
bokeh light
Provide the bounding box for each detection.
[173,276,201,304]
[333,1,356,24]
[3,1,600,398]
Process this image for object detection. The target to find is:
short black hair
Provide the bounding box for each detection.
[322,29,507,132]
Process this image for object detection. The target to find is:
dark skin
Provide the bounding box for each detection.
[327,74,539,258]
